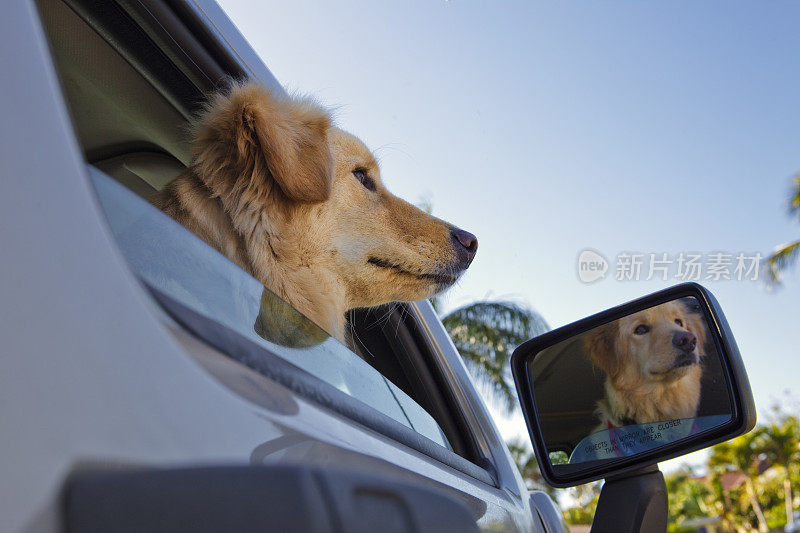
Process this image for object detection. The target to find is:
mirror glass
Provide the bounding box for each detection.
[528,297,733,474]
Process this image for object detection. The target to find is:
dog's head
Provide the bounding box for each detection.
[322,127,477,306]
[190,81,476,309]
[586,301,703,388]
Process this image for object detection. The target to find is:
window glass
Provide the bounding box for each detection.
[88,167,451,450]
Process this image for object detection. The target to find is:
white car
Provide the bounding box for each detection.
[0,1,755,532]
[1,1,564,531]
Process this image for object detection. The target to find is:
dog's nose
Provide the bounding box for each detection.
[450,228,478,267]
[672,331,697,353]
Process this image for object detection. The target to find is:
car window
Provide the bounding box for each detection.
[88,166,452,450]
[35,0,457,453]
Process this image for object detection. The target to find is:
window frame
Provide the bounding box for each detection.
[42,0,501,486]
[145,278,494,484]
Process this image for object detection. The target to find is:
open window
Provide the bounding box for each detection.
[36,0,489,481]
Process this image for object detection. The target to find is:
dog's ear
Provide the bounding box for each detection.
[236,85,333,203]
[585,323,622,379]
[193,81,334,206]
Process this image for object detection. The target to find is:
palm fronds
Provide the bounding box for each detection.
[765,174,800,284]
[441,301,549,413]
[765,240,800,284]
[790,174,800,219]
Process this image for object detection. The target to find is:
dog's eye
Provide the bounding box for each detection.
[634,325,649,335]
[675,318,683,327]
[353,169,377,192]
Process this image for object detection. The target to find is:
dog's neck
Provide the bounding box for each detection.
[155,171,349,344]
[256,256,348,343]
[239,211,348,344]
[603,366,702,425]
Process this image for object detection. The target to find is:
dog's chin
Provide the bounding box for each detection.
[649,355,698,381]
[424,274,461,300]
[433,275,459,292]
[367,257,462,290]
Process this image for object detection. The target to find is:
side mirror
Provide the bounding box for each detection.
[511,283,756,490]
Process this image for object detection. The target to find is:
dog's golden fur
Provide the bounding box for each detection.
[585,301,707,430]
[153,81,475,343]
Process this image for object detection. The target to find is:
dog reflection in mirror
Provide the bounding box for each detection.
[585,300,708,431]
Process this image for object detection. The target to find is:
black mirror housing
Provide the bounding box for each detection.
[511,283,756,488]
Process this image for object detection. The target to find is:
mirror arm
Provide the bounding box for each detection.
[590,465,667,533]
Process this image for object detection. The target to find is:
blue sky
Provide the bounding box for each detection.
[218,0,800,460]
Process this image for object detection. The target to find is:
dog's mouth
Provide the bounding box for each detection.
[650,352,699,376]
[367,257,460,286]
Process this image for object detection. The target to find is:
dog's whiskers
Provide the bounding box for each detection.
[365,303,395,329]
[393,304,412,339]
[371,142,414,162]
[346,314,377,360]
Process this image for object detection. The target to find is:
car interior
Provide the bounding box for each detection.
[36,0,485,467]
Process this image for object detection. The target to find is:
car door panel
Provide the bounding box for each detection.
[0,3,533,531]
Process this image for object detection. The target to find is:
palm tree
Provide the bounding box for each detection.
[708,430,770,533]
[766,173,800,283]
[706,470,738,533]
[755,415,800,529]
[665,468,712,527]
[438,300,550,413]
[420,200,549,413]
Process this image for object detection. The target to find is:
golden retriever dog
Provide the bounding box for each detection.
[153,81,477,344]
[585,300,707,431]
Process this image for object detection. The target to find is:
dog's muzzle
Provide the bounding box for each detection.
[673,351,700,368]
[450,228,478,269]
[672,331,696,354]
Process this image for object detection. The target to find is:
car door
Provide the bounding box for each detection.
[0,1,540,531]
